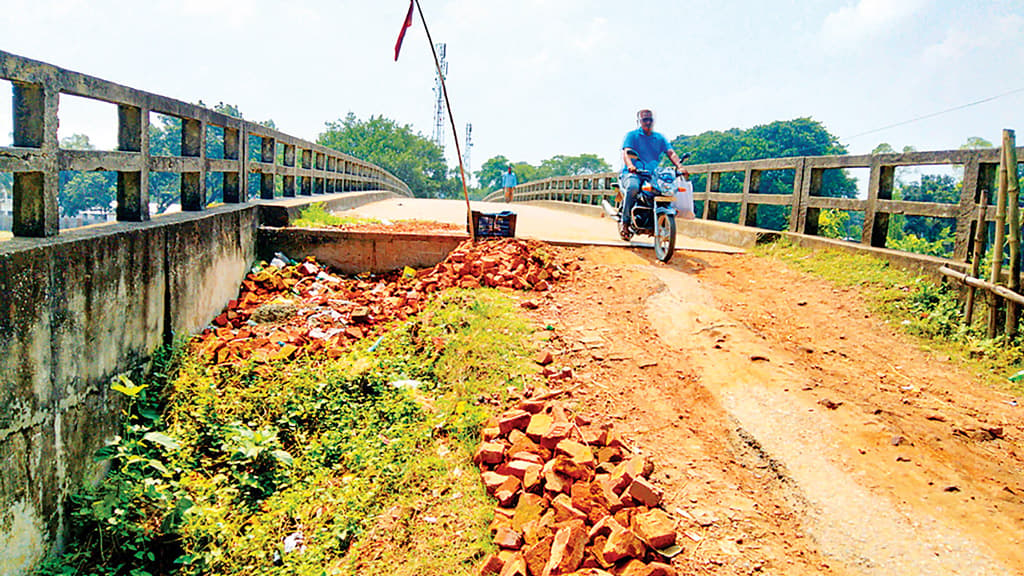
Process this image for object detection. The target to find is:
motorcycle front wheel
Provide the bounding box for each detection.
[653,211,676,263]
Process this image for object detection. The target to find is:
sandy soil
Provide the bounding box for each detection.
[521,245,1024,575]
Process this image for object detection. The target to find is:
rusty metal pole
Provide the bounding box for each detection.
[988,136,1010,339]
[1004,130,1020,337]
[414,0,475,241]
[965,189,988,326]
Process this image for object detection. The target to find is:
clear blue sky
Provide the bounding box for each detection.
[1,0,1022,176]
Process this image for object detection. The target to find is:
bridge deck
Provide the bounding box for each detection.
[336,198,744,254]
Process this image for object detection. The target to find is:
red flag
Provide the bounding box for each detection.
[394,0,414,61]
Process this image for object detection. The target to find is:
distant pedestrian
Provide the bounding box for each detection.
[502,166,518,203]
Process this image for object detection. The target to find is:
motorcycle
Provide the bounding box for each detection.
[602,150,694,263]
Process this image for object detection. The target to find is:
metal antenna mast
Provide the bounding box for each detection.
[432,43,447,150]
[463,122,473,183]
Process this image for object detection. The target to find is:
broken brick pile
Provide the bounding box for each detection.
[195,239,575,365]
[197,259,422,364]
[417,239,577,292]
[474,396,680,576]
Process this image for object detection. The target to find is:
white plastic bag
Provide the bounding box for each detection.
[673,178,696,220]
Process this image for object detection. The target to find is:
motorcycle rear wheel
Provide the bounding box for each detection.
[653,212,676,263]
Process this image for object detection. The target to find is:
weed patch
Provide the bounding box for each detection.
[40,290,536,576]
[291,202,379,229]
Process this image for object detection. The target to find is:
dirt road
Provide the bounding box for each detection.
[525,245,1024,575]
[340,198,742,254]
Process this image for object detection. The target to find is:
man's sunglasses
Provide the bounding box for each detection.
[640,117,654,123]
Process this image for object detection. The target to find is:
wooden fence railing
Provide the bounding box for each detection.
[0,50,411,238]
[485,148,1024,262]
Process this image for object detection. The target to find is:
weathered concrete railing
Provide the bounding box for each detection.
[486,148,1024,261]
[0,49,412,575]
[0,50,411,238]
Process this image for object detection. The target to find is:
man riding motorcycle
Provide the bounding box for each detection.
[619,109,688,240]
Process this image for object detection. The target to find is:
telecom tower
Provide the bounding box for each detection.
[463,123,473,183]
[432,43,447,151]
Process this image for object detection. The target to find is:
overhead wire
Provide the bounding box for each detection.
[842,86,1024,142]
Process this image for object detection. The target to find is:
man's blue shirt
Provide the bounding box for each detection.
[621,128,670,174]
[502,172,518,188]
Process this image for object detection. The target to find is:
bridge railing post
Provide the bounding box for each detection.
[954,152,985,261]
[797,163,824,236]
[238,126,251,201]
[12,81,59,237]
[740,168,761,227]
[299,147,311,194]
[258,136,275,200]
[326,156,336,194]
[788,158,806,232]
[282,144,296,197]
[314,152,325,194]
[862,157,895,247]
[181,118,207,210]
[703,172,720,221]
[116,104,149,220]
[222,125,243,203]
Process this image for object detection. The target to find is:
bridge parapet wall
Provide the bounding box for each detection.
[0,50,411,239]
[0,47,412,576]
[485,148,1024,262]
[0,204,260,574]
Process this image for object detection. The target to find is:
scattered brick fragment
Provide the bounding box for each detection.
[626,477,663,507]
[478,553,504,575]
[535,349,555,366]
[495,525,524,550]
[632,508,677,549]
[475,442,507,466]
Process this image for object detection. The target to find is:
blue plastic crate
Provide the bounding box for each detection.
[470,210,517,238]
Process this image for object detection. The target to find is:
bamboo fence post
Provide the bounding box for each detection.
[1006,129,1021,337]
[988,136,1010,339]
[965,189,988,326]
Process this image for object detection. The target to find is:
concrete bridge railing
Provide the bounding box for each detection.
[485,147,1024,262]
[0,49,412,575]
[0,49,411,239]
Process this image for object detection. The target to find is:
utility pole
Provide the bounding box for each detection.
[432,43,447,151]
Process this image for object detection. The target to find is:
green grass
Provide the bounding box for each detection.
[39,289,536,576]
[755,238,1024,393]
[291,202,379,229]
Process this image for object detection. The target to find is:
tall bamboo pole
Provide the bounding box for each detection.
[965,189,988,326]
[414,0,475,240]
[988,137,1010,338]
[1005,129,1021,337]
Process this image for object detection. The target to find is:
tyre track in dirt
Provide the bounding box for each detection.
[529,245,1024,575]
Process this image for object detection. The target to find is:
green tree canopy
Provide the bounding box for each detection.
[475,155,512,191]
[318,113,453,199]
[960,136,994,150]
[539,154,611,177]
[671,118,855,229]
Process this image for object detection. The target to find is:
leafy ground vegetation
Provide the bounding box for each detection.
[756,238,1024,392]
[290,202,380,229]
[39,288,538,576]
